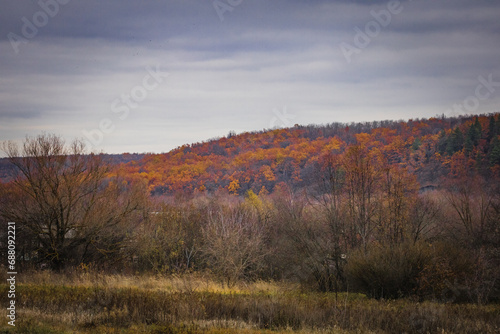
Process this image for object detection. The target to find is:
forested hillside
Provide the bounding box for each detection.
[2,114,499,195]
[114,113,500,195]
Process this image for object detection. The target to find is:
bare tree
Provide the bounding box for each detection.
[379,165,419,244]
[1,134,145,269]
[408,194,440,243]
[445,175,496,247]
[304,153,349,292]
[343,145,379,249]
[134,202,201,274]
[201,203,267,287]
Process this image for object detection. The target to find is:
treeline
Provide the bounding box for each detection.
[115,113,500,196]
[1,133,499,304]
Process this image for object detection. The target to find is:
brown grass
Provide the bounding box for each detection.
[0,270,499,333]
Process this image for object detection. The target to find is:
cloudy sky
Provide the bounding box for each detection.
[1,0,500,155]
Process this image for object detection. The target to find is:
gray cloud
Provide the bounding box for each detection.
[1,0,500,155]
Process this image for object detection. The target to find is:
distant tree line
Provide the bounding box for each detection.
[117,113,500,196]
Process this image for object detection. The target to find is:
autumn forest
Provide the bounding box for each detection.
[103,113,500,196]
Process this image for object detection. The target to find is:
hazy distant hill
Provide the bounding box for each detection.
[0,153,145,183]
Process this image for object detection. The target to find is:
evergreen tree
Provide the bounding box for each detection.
[472,117,482,144]
[437,129,447,155]
[496,115,500,139]
[446,127,464,155]
[488,116,496,142]
[464,128,474,156]
[464,119,482,156]
[489,136,500,166]
[412,137,422,151]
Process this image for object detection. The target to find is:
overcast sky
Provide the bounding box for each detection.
[1,0,500,155]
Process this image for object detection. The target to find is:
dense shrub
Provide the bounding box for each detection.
[415,241,474,302]
[345,242,431,299]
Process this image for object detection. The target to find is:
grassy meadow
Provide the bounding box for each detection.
[1,270,499,334]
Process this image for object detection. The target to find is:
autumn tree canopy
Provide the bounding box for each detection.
[99,113,500,197]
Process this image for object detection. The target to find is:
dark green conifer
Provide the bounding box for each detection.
[437,129,447,155]
[490,136,500,166]
[446,127,464,155]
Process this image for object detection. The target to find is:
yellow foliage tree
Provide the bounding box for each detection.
[228,179,240,195]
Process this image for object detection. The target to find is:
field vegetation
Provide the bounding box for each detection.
[0,270,499,333]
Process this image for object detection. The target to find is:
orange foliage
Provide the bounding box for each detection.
[110,114,500,196]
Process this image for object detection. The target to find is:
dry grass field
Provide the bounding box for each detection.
[1,270,499,334]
